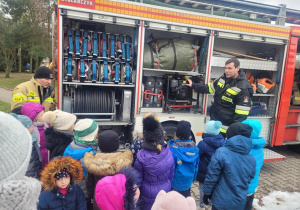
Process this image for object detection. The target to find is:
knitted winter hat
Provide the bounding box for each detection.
[54,168,70,180]
[0,113,41,210]
[206,120,222,136]
[151,190,196,210]
[226,122,253,139]
[21,102,45,122]
[34,66,53,79]
[43,110,76,131]
[143,113,164,144]
[95,167,140,210]
[98,130,120,153]
[74,119,99,144]
[40,156,83,191]
[176,120,191,140]
[0,112,32,182]
[10,113,33,129]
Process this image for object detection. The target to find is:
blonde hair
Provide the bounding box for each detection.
[156,144,162,154]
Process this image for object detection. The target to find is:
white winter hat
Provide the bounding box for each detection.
[43,110,77,131]
[0,112,32,182]
[74,119,99,143]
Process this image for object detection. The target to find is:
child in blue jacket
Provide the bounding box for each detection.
[203,122,256,210]
[169,121,199,197]
[38,156,86,210]
[196,120,224,209]
[242,119,265,210]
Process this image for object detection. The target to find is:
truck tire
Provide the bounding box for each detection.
[162,121,195,142]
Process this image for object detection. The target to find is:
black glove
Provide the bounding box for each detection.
[203,194,211,205]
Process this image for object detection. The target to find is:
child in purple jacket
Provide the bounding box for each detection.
[134,113,175,210]
[22,102,49,167]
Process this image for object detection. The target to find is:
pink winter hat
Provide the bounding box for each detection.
[21,102,45,122]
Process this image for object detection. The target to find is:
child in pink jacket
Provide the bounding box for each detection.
[22,102,49,167]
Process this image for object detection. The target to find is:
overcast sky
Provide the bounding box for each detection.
[251,0,300,10]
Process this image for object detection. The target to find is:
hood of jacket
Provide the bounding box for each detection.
[21,102,45,122]
[202,133,225,149]
[84,150,133,177]
[226,135,252,155]
[137,144,172,175]
[64,140,97,161]
[40,156,84,191]
[169,139,199,163]
[242,119,262,139]
[45,127,74,149]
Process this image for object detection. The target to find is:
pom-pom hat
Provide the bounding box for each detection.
[43,110,76,131]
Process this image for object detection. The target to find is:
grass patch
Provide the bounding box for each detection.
[0,72,34,89]
[0,101,11,113]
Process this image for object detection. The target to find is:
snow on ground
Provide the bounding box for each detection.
[253,191,300,210]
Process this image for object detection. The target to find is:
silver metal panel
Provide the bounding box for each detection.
[214,38,281,55]
[140,107,163,113]
[121,90,132,121]
[66,10,137,26]
[216,31,242,40]
[248,117,271,144]
[211,56,278,71]
[264,37,286,45]
[263,148,286,161]
[210,67,224,79]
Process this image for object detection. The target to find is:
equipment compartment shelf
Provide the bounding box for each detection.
[248,116,273,119]
[63,81,135,87]
[143,68,203,76]
[96,121,133,126]
[211,56,278,71]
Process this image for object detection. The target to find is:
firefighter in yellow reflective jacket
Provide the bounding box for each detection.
[187,58,253,135]
[11,66,56,114]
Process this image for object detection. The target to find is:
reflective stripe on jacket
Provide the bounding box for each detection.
[11,77,56,112]
[192,71,253,129]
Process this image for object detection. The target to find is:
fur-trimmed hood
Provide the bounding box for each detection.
[84,150,133,177]
[40,156,84,191]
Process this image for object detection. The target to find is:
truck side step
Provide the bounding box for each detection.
[285,124,300,128]
[263,148,286,162]
[282,140,300,145]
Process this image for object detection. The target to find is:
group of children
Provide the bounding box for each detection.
[0,105,265,210]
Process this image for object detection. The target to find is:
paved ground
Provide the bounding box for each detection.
[191,146,300,209]
[1,87,300,209]
[0,87,12,103]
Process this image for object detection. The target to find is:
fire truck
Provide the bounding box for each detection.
[56,0,300,161]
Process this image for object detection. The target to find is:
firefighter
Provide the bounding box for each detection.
[187,58,253,135]
[11,66,56,114]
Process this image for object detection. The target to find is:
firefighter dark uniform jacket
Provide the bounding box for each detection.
[11,77,56,113]
[192,71,253,134]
